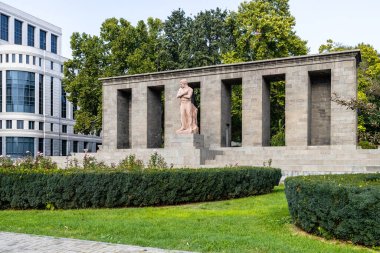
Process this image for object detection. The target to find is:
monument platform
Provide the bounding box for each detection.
[56,134,222,168]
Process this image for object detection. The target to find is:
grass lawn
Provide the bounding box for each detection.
[0,186,375,253]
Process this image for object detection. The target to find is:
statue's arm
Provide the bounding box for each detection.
[183,88,193,99]
[177,88,185,98]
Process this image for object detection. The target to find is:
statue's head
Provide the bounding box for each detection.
[180,79,188,88]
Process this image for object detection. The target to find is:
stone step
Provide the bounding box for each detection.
[205,156,380,167]
[211,154,380,162]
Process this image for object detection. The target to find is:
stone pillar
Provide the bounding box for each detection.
[285,67,309,146]
[220,81,231,147]
[242,72,263,146]
[131,85,148,148]
[331,59,357,146]
[164,79,181,147]
[102,85,118,150]
[309,71,331,145]
[201,75,222,148]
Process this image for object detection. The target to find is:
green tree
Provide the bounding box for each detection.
[158,9,192,70]
[223,0,307,62]
[63,33,105,135]
[101,17,163,75]
[189,8,231,67]
[159,8,233,69]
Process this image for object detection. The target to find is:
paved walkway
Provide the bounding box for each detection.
[0,232,195,253]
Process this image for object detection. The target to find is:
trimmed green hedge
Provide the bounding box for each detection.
[285,174,380,247]
[0,167,281,209]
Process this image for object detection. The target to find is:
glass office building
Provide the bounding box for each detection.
[0,2,101,157]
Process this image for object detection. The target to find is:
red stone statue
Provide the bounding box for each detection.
[176,79,199,134]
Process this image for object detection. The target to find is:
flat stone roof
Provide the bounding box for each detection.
[101,49,361,85]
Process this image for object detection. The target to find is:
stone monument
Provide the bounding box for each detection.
[95,50,380,176]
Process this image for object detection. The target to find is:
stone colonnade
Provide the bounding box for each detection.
[101,50,360,152]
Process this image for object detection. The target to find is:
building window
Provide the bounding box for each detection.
[0,54,2,63]
[38,138,44,153]
[39,122,44,130]
[61,65,63,73]
[14,19,22,45]
[26,55,29,64]
[6,120,12,129]
[62,124,67,133]
[28,121,35,130]
[6,137,34,157]
[40,30,46,50]
[39,57,42,67]
[5,54,8,62]
[50,123,53,132]
[50,139,53,156]
[73,141,78,153]
[39,74,44,114]
[18,54,22,63]
[12,54,15,63]
[6,71,35,113]
[33,56,36,65]
[0,120,2,129]
[50,77,53,116]
[61,84,66,118]
[51,34,57,54]
[50,61,53,70]
[0,74,1,112]
[61,140,67,156]
[0,14,9,41]
[17,120,24,129]
[27,25,35,46]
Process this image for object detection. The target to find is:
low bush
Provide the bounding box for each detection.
[284,174,380,247]
[0,167,281,210]
[358,140,378,149]
[116,154,144,171]
[147,152,168,169]
[0,154,57,170]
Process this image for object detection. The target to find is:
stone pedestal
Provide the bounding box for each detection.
[166,134,205,149]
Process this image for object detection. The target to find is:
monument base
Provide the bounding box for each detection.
[52,144,380,177]
[55,134,222,168]
[166,134,205,148]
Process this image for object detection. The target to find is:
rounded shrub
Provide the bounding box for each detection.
[284,174,380,247]
[0,166,281,210]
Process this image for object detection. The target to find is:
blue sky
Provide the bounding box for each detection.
[2,0,379,58]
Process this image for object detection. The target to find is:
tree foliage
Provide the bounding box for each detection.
[63,33,105,135]
[223,0,307,62]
